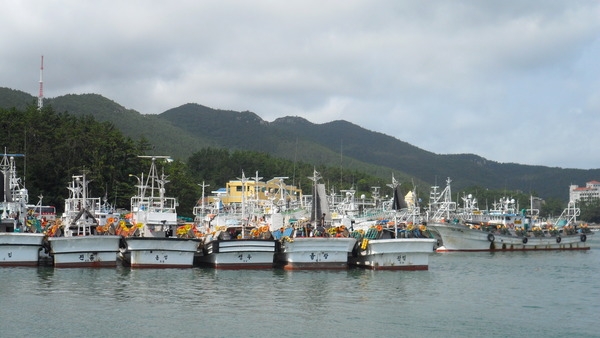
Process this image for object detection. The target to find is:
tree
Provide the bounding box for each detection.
[578,199,600,223]
[0,105,139,212]
[540,198,564,219]
[164,159,200,219]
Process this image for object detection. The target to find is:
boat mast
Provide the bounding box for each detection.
[252,171,263,217]
[198,181,209,218]
[237,170,249,238]
[1,151,28,230]
[272,176,289,210]
[138,155,170,199]
[135,156,170,229]
[307,168,322,225]
[387,174,400,237]
[73,171,92,235]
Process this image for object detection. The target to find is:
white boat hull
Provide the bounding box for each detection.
[430,223,591,251]
[275,237,357,270]
[0,233,45,266]
[49,235,121,268]
[196,239,276,269]
[349,238,437,270]
[121,237,200,268]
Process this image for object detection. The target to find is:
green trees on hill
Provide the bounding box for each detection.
[1,104,598,222]
[0,105,392,218]
[0,105,145,211]
[579,199,600,223]
[186,147,397,204]
[4,88,598,202]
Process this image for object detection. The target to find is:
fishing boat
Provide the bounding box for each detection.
[428,179,592,251]
[120,156,200,268]
[196,225,277,269]
[194,173,278,269]
[274,169,356,270]
[0,151,45,266]
[349,232,436,270]
[275,235,356,270]
[47,172,121,267]
[330,186,394,228]
[348,175,436,270]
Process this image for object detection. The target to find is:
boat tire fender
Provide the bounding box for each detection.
[487,233,495,242]
[581,234,587,242]
[556,236,561,244]
[522,237,528,244]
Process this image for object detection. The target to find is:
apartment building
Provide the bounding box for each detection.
[569,180,600,202]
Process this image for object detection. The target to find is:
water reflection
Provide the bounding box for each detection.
[1,247,598,337]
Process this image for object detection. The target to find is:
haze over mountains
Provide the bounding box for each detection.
[1,87,598,201]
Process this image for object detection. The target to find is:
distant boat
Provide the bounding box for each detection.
[427,178,592,251]
[0,151,45,266]
[430,213,592,252]
[119,156,199,268]
[47,172,121,267]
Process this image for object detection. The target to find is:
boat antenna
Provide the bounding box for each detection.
[340,138,343,189]
[307,168,322,223]
[292,137,298,187]
[198,181,210,217]
[236,170,249,238]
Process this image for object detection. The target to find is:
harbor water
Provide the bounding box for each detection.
[2,236,599,338]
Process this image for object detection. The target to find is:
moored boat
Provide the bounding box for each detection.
[274,169,356,270]
[121,236,200,268]
[0,151,45,266]
[120,156,199,268]
[430,219,591,252]
[428,179,592,251]
[196,230,277,269]
[349,236,436,270]
[275,234,356,270]
[193,173,279,269]
[49,235,122,267]
[0,232,45,266]
[348,176,436,270]
[47,172,121,267]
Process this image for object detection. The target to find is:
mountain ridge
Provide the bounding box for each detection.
[1,86,598,201]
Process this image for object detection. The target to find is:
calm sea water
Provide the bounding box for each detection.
[2,236,599,338]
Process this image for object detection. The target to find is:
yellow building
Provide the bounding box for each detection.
[216,177,303,207]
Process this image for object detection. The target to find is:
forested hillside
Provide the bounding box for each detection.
[2,87,599,203]
[0,105,395,218]
[0,105,145,211]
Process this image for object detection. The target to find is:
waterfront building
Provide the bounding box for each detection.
[569,180,600,202]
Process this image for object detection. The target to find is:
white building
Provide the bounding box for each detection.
[569,180,600,202]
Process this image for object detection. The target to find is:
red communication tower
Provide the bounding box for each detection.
[37,55,44,110]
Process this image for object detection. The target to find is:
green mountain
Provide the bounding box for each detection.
[0,87,37,110]
[47,94,216,158]
[1,87,598,201]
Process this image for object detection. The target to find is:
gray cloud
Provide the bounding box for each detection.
[2,0,599,168]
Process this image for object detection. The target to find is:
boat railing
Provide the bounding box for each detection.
[132,196,177,211]
[554,201,580,227]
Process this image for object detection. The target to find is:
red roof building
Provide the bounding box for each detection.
[569,181,600,202]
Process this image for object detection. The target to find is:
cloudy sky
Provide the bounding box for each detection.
[2,1,599,169]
